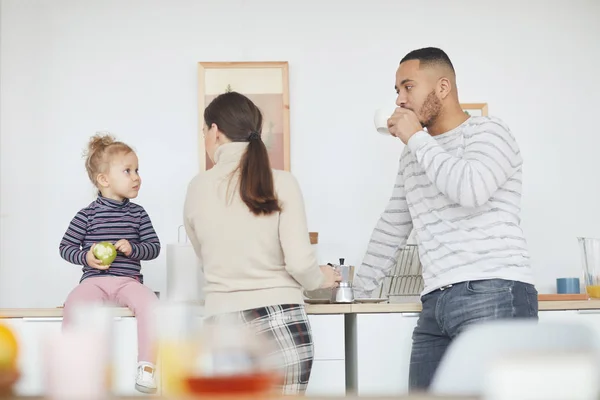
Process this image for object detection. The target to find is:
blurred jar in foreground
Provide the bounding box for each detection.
[185,314,284,396]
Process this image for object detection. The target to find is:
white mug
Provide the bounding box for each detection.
[374,106,398,135]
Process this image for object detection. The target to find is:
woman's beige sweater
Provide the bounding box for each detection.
[183,142,324,315]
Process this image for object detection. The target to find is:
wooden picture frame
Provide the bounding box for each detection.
[197,61,291,171]
[461,103,488,117]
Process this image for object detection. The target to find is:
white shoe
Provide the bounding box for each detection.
[135,362,157,394]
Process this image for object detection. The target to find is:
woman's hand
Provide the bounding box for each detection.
[319,265,342,288]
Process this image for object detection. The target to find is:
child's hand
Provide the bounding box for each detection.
[86,244,109,270]
[114,239,132,257]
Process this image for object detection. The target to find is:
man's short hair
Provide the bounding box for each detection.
[400,47,455,73]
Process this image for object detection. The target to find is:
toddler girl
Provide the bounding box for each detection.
[59,133,160,394]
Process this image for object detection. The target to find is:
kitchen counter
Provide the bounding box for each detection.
[0,396,475,400]
[1,300,600,318]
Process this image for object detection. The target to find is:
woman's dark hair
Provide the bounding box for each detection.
[204,91,281,216]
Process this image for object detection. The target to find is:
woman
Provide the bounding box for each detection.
[183,91,340,394]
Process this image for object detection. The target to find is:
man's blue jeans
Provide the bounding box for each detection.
[408,279,539,391]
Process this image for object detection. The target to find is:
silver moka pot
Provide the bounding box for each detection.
[330,258,354,303]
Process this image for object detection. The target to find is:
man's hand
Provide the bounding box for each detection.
[114,239,133,257]
[387,108,423,144]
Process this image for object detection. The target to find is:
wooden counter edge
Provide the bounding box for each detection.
[2,300,600,318]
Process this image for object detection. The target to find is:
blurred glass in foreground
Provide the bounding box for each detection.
[157,304,283,396]
[44,304,113,400]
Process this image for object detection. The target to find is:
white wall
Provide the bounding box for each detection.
[1,0,599,307]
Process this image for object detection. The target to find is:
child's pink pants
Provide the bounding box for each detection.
[62,275,158,364]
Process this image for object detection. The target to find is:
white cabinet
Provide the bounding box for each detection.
[305,314,346,396]
[539,309,600,335]
[309,314,345,361]
[352,312,419,396]
[306,360,346,396]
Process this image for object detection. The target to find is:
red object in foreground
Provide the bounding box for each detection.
[185,372,282,395]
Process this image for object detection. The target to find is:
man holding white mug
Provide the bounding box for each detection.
[353,47,538,391]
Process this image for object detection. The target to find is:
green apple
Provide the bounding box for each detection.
[93,241,117,266]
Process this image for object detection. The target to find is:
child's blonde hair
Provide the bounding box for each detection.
[84,133,134,187]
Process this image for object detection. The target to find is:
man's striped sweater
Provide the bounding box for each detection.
[354,116,534,297]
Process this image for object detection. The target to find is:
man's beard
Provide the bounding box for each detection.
[418,90,442,128]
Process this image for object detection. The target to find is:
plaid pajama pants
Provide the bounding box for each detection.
[206,304,315,395]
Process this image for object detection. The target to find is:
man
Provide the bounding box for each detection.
[353,47,538,391]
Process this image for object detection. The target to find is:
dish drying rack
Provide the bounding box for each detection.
[377,244,424,301]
